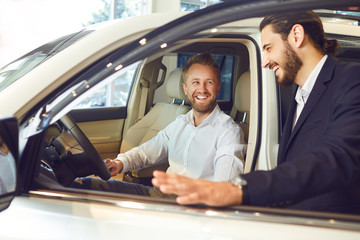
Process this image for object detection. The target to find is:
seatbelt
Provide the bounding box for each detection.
[230,104,247,123]
[230,104,238,120]
[137,78,150,121]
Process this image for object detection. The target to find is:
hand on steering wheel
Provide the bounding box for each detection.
[60,115,110,180]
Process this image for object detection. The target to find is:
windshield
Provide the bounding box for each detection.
[0,29,93,92]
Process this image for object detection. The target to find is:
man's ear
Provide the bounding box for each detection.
[182,82,187,95]
[288,24,305,48]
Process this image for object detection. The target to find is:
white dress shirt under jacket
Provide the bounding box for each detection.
[293,55,328,129]
[117,105,246,182]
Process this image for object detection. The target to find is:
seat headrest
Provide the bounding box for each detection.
[235,71,250,113]
[166,68,188,101]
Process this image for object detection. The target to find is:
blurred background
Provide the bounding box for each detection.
[0,0,222,67]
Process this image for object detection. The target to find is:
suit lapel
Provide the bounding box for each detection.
[289,82,327,141]
[278,56,338,163]
[277,93,297,164]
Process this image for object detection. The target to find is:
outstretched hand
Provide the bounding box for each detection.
[152,170,243,206]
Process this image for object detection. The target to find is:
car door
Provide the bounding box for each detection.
[4,0,357,182]
[2,2,360,239]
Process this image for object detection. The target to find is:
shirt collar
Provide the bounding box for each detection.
[186,104,221,127]
[295,55,328,104]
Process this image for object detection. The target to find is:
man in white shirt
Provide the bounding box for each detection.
[72,52,246,198]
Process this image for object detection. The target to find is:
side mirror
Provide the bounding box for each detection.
[0,116,18,212]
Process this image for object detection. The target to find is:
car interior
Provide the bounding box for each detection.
[34,16,360,195]
[35,35,259,191]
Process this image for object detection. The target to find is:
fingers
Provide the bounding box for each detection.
[152,171,181,194]
[152,170,167,183]
[152,171,179,193]
[176,192,202,205]
[104,158,112,168]
[104,158,120,176]
[152,171,205,203]
[109,168,118,176]
[153,171,243,207]
[152,171,189,190]
[158,181,191,195]
[152,170,179,185]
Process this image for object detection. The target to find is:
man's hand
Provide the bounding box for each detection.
[104,158,123,176]
[152,170,243,206]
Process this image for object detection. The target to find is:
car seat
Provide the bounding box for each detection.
[230,70,250,143]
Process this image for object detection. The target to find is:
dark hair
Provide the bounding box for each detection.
[182,52,221,82]
[259,11,338,55]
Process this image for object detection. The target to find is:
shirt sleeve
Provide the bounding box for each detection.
[117,124,172,173]
[213,125,247,182]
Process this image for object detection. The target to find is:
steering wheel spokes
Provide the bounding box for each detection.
[60,115,110,180]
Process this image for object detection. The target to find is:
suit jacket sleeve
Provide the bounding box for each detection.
[242,56,360,207]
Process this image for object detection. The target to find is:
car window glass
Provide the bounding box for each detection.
[74,62,137,109]
[44,61,140,126]
[0,53,46,92]
[0,136,16,194]
[20,61,139,138]
[0,30,93,92]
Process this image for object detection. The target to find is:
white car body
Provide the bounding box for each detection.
[0,12,185,119]
[0,0,360,239]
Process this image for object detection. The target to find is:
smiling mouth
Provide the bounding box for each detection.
[195,95,208,100]
[272,65,280,73]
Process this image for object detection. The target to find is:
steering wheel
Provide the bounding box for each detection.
[59,115,110,180]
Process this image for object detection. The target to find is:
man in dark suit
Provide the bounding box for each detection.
[152,11,360,214]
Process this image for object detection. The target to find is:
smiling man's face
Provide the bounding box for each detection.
[261,24,303,86]
[182,63,220,114]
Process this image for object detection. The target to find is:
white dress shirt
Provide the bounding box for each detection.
[0,151,16,194]
[293,55,328,129]
[117,105,246,182]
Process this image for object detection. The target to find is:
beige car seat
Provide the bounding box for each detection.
[120,68,191,180]
[231,70,250,143]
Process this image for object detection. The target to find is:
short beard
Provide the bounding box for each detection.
[278,41,303,87]
[191,99,217,114]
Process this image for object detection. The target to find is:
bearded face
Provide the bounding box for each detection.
[261,25,303,87]
[182,64,220,114]
[279,41,303,86]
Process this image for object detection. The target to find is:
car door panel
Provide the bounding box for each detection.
[69,107,127,159]
[77,119,124,159]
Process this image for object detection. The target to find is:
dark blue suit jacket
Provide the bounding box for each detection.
[243,55,360,214]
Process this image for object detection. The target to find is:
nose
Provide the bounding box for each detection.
[201,82,207,91]
[196,81,207,92]
[262,53,270,68]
